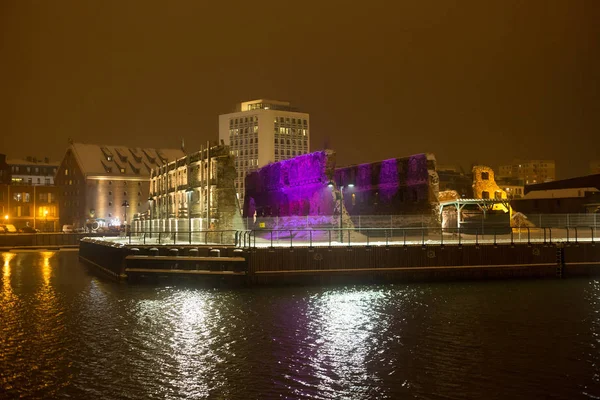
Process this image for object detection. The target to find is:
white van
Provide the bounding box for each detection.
[62,225,74,233]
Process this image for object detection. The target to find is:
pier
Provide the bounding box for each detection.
[78,226,600,284]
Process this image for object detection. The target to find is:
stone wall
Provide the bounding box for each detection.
[472,165,507,200]
[244,151,440,228]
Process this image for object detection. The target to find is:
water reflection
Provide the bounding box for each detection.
[2,252,600,399]
[2,252,17,300]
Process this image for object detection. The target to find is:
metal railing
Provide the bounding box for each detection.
[99,226,598,249]
[101,230,240,246]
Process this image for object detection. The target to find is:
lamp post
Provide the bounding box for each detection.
[147,197,153,238]
[185,188,194,244]
[44,209,48,232]
[122,201,130,234]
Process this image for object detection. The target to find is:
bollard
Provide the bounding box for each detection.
[130,248,140,255]
[209,248,221,258]
[149,247,159,257]
[188,248,199,257]
[233,248,244,272]
[168,248,179,257]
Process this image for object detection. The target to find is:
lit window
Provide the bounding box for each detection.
[120,168,126,174]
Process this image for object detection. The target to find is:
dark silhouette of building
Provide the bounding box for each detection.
[0,154,10,185]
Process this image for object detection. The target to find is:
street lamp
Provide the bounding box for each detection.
[147,197,153,238]
[44,209,49,232]
[328,181,354,243]
[122,201,130,233]
[4,215,8,222]
[185,188,194,244]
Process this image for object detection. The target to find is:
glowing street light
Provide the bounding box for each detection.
[4,215,8,221]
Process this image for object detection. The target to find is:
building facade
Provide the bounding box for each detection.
[143,143,241,236]
[7,156,58,186]
[55,142,184,229]
[497,160,555,185]
[218,99,310,207]
[0,184,59,231]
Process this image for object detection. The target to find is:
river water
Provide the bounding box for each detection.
[1,250,599,399]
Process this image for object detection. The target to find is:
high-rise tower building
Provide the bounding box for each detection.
[218,99,310,206]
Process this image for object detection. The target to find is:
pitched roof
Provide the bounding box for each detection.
[69,143,185,178]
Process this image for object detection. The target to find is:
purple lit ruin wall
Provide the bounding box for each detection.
[335,154,437,216]
[243,151,336,218]
[244,152,439,228]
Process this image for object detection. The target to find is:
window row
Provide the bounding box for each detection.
[274,138,308,145]
[230,116,259,125]
[274,127,307,136]
[231,137,259,146]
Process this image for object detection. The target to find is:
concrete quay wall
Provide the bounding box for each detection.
[78,239,600,284]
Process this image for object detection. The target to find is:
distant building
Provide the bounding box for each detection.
[496,176,525,199]
[511,173,600,214]
[590,161,600,175]
[498,160,555,185]
[7,156,59,186]
[0,184,59,231]
[219,99,310,207]
[55,143,184,228]
[0,154,10,185]
[144,143,241,236]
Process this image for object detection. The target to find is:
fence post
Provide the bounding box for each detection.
[574,227,578,244]
[290,231,293,248]
[422,228,425,246]
[493,229,496,246]
[310,230,313,247]
[158,232,161,245]
[386,229,389,247]
[527,227,531,245]
[403,229,406,246]
[270,231,273,248]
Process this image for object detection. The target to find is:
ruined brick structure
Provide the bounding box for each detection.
[472,165,507,200]
[243,151,440,227]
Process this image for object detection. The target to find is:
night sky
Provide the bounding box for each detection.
[1,1,598,178]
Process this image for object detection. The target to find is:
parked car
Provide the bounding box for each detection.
[19,226,40,233]
[62,225,74,233]
[0,224,17,233]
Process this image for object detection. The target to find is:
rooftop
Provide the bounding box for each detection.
[68,143,185,178]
